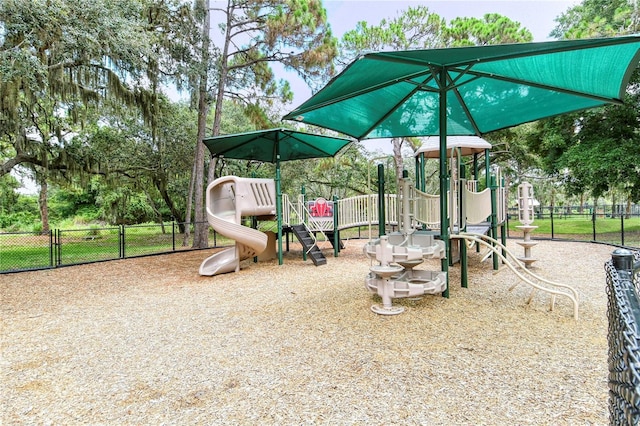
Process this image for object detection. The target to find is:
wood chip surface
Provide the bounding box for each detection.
[1,238,615,425]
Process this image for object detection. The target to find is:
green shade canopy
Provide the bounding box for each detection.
[203,128,352,163]
[283,35,640,140]
[203,128,352,267]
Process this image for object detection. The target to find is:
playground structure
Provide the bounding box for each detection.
[516,182,539,268]
[199,176,277,276]
[357,136,506,314]
[362,175,447,315]
[198,138,580,319]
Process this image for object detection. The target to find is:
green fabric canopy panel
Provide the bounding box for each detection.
[203,128,352,163]
[283,35,640,140]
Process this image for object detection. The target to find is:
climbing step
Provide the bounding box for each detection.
[325,231,345,250]
[291,224,327,266]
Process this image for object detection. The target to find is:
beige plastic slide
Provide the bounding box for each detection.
[199,176,276,276]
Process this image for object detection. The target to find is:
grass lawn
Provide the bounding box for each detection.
[508,215,640,234]
[0,225,236,273]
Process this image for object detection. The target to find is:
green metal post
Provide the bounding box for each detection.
[473,152,480,252]
[485,149,490,189]
[419,152,426,191]
[378,163,386,237]
[460,166,468,288]
[501,176,507,258]
[276,154,283,265]
[490,173,499,270]
[473,153,479,180]
[333,195,339,257]
[300,184,306,261]
[439,69,449,298]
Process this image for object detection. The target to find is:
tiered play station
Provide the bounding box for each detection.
[516,182,538,269]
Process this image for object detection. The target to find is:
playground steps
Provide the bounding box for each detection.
[291,224,327,266]
[325,231,345,250]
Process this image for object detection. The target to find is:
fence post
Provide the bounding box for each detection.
[120,225,125,259]
[607,248,640,424]
[550,210,555,239]
[592,212,597,242]
[56,229,61,266]
[621,213,625,247]
[53,229,59,267]
[612,248,635,277]
[49,229,54,267]
[172,218,176,252]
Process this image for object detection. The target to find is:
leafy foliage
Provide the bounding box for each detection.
[543,0,640,203]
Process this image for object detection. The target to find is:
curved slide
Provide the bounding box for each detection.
[199,176,276,276]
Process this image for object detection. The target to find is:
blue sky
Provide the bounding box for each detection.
[323,0,579,41]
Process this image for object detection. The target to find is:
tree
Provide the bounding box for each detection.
[187,0,338,248]
[65,98,198,226]
[0,0,156,176]
[1,0,148,231]
[551,0,638,39]
[544,0,640,207]
[339,6,446,67]
[446,13,533,46]
[1,0,201,231]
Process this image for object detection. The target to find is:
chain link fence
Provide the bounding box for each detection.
[0,221,234,274]
[507,204,640,248]
[605,248,640,425]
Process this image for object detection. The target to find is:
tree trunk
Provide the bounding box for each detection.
[153,178,185,231]
[611,191,617,218]
[191,1,211,249]
[208,1,233,186]
[392,138,403,191]
[144,190,165,233]
[579,193,585,214]
[182,160,197,245]
[192,92,210,248]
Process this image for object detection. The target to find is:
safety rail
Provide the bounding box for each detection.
[463,187,492,226]
[336,194,377,229]
[299,198,331,244]
[606,248,640,425]
[412,188,442,228]
[281,193,302,227]
[284,183,505,234]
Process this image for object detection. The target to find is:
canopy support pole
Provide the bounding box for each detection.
[439,70,450,298]
[378,163,386,237]
[276,151,283,265]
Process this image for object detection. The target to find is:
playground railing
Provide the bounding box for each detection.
[0,221,230,274]
[498,186,507,224]
[336,194,377,230]
[605,248,640,424]
[412,188,441,228]
[463,187,492,225]
[281,193,302,227]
